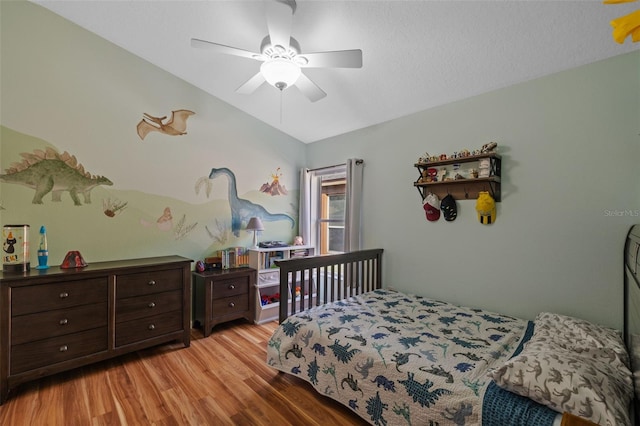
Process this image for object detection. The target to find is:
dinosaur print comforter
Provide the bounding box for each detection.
[266,289,553,426]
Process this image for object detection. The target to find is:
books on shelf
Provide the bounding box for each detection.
[290,248,310,258]
[217,247,249,269]
[259,251,285,270]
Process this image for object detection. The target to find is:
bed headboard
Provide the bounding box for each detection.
[625,224,640,424]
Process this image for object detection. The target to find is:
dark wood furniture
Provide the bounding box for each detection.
[275,249,383,322]
[192,267,256,337]
[624,224,640,425]
[0,255,192,404]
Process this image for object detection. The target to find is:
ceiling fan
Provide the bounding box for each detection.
[191,0,362,102]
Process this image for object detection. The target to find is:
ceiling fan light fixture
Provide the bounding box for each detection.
[260,57,301,90]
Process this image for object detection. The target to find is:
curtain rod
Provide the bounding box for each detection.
[308,159,363,172]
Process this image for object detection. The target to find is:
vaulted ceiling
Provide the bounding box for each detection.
[32,0,639,143]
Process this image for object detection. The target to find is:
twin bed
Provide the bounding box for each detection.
[266,226,640,425]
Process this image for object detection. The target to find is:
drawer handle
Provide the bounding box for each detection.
[59,318,69,325]
[59,292,69,298]
[229,284,235,290]
[59,345,68,352]
[148,302,156,308]
[229,302,235,308]
[148,280,156,286]
[148,324,156,330]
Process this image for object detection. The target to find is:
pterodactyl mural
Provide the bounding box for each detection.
[136,109,195,140]
[209,167,295,237]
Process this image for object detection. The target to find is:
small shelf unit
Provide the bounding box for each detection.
[249,246,315,324]
[413,152,501,202]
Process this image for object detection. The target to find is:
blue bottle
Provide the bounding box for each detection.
[36,225,49,270]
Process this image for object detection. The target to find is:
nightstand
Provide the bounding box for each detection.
[192,267,256,336]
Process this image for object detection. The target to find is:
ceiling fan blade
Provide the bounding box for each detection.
[236,72,266,94]
[191,38,262,61]
[295,72,326,102]
[266,0,294,51]
[299,49,363,68]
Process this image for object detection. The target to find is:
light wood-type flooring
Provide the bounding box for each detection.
[0,320,368,425]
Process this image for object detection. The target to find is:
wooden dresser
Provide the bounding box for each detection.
[0,255,192,404]
[192,267,256,337]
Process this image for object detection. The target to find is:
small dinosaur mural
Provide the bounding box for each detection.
[136,109,195,140]
[140,206,197,240]
[208,167,295,237]
[0,148,113,206]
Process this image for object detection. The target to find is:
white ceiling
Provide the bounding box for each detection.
[32,0,639,144]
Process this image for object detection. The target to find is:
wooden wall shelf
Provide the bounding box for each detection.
[413,152,501,202]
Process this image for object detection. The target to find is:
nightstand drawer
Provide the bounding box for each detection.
[212,294,249,317]
[116,269,182,298]
[12,302,108,345]
[211,277,249,299]
[11,278,108,316]
[116,290,182,323]
[11,327,107,374]
[115,311,183,347]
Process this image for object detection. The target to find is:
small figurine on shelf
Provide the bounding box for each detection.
[439,153,448,160]
[417,152,430,163]
[437,168,447,182]
[481,141,498,153]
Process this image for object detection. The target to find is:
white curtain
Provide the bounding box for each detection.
[299,159,363,253]
[298,168,320,249]
[344,159,364,252]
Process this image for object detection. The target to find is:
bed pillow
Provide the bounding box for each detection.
[488,322,633,425]
[533,312,630,369]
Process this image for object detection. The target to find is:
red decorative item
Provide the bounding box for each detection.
[60,251,88,269]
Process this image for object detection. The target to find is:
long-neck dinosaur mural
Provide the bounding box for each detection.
[209,167,295,237]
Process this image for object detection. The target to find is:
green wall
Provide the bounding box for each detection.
[2,1,639,330]
[1,1,306,264]
[307,50,640,329]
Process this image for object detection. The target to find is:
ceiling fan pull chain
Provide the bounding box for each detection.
[280,90,283,124]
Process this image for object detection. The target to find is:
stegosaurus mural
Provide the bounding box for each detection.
[0,148,113,205]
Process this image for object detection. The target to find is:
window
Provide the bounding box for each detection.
[299,159,363,254]
[319,179,346,254]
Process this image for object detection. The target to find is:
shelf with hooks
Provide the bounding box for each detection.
[413,153,501,202]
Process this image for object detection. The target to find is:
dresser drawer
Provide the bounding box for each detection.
[11,327,107,375]
[212,294,249,318]
[12,302,108,345]
[116,290,182,323]
[115,311,183,347]
[11,278,108,316]
[211,277,249,300]
[116,268,183,298]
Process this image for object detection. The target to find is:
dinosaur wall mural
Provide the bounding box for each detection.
[136,109,195,140]
[208,167,295,237]
[0,148,113,206]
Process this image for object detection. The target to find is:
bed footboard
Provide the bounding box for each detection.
[275,248,383,323]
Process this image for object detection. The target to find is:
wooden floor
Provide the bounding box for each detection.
[0,320,368,425]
